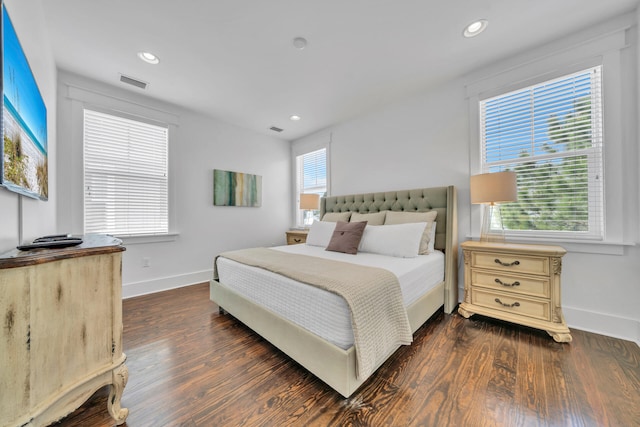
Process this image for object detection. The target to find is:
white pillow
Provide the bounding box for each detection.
[305,220,337,247]
[358,222,427,258]
[384,210,437,254]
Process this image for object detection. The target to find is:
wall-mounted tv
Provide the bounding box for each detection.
[0,4,48,200]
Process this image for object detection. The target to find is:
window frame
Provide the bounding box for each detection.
[291,133,331,228]
[465,24,633,255]
[294,147,327,227]
[478,66,604,241]
[63,84,180,244]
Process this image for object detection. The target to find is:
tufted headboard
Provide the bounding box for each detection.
[320,186,458,313]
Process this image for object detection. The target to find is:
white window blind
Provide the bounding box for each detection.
[300,148,327,194]
[296,148,326,226]
[480,66,604,239]
[84,109,169,236]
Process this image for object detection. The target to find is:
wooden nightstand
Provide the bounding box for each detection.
[286,230,308,245]
[458,241,571,342]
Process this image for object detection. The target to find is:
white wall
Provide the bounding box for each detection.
[293,13,640,343]
[0,0,57,250]
[56,71,291,297]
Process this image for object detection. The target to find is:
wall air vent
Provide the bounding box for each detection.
[270,126,284,132]
[119,74,148,89]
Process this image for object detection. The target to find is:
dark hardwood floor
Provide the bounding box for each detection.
[55,283,639,427]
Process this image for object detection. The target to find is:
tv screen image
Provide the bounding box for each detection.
[1,4,48,200]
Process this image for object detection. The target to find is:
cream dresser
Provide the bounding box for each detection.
[0,234,128,426]
[458,241,571,342]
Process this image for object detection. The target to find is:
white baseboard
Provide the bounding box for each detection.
[122,269,212,299]
[457,286,639,346]
[563,306,640,346]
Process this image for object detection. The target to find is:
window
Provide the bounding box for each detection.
[296,148,327,226]
[479,66,604,239]
[84,109,169,236]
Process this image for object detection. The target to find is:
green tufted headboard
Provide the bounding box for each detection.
[321,187,452,252]
[320,186,458,313]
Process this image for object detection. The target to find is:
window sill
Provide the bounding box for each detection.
[465,235,636,255]
[115,233,179,245]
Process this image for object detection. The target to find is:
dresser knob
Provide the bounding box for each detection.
[495,258,520,267]
[495,298,520,308]
[495,278,520,287]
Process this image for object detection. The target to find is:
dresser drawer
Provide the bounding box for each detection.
[471,270,550,298]
[471,251,549,276]
[471,288,551,321]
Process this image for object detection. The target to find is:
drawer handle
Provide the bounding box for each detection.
[495,298,520,308]
[495,258,520,267]
[293,238,302,243]
[495,278,520,287]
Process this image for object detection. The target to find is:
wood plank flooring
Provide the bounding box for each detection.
[55,283,639,427]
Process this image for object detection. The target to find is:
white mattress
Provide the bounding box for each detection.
[215,244,444,349]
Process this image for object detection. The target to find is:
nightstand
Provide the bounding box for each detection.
[458,241,571,342]
[286,230,308,245]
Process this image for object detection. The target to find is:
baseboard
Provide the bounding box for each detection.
[457,285,639,346]
[563,306,640,345]
[122,269,212,299]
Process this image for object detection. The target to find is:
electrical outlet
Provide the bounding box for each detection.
[142,257,151,268]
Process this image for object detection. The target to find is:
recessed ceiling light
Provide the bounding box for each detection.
[290,115,301,121]
[463,19,488,38]
[292,37,307,50]
[137,51,160,64]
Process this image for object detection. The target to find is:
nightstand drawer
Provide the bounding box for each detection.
[286,231,308,245]
[472,289,551,321]
[471,251,549,276]
[471,271,550,298]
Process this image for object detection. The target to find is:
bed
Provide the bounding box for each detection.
[210,186,458,397]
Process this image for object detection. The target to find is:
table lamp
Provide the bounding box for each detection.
[470,171,517,243]
[299,193,320,227]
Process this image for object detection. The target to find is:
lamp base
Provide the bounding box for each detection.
[480,204,506,243]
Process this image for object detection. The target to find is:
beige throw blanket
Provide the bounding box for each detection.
[215,247,413,379]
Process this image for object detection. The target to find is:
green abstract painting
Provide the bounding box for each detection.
[213,169,262,207]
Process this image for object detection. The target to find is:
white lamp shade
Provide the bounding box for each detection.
[299,193,320,210]
[470,171,517,205]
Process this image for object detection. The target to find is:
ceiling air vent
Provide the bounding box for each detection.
[119,74,148,89]
[270,126,284,132]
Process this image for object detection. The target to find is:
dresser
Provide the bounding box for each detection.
[458,241,571,342]
[286,230,308,245]
[0,234,129,426]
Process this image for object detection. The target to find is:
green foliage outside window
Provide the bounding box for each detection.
[500,97,594,232]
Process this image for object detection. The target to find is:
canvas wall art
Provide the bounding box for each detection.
[213,169,262,207]
[1,5,48,200]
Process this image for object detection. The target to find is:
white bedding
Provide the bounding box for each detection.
[215,244,444,349]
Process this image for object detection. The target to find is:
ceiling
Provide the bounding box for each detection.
[40,0,638,141]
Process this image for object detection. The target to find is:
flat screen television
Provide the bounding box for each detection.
[0,3,48,200]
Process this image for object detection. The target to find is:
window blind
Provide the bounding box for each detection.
[480,66,603,238]
[300,148,327,194]
[84,109,169,236]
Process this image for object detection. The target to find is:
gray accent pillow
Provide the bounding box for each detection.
[350,211,386,226]
[322,212,352,222]
[325,221,367,255]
